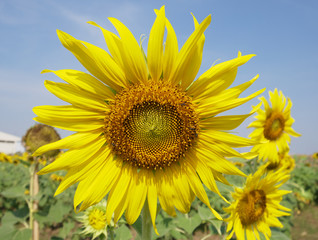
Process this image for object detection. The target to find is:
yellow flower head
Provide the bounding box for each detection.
[312,152,318,159]
[78,200,107,240]
[248,89,301,163]
[0,152,12,163]
[34,6,264,233]
[50,173,64,182]
[224,165,291,240]
[266,152,295,172]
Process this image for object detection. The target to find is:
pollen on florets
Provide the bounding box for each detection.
[104,81,199,170]
[237,189,266,226]
[263,112,285,141]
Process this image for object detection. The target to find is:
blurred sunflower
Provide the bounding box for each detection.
[0,152,12,163]
[312,152,318,159]
[224,165,291,240]
[266,152,295,173]
[34,6,264,232]
[50,173,64,182]
[78,200,108,239]
[248,89,300,163]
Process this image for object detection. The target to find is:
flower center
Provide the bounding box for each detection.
[237,189,266,226]
[263,112,285,140]
[88,209,107,230]
[105,81,199,170]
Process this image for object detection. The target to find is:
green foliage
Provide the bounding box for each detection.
[1,154,317,239]
[290,158,318,206]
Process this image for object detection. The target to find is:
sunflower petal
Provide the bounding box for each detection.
[148,6,165,81]
[56,30,125,91]
[169,15,211,86]
[108,17,148,83]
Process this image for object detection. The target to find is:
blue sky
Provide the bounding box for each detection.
[0,0,317,154]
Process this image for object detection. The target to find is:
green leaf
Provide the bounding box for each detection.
[1,211,22,225]
[37,201,70,224]
[115,225,132,240]
[0,224,16,239]
[198,205,213,221]
[13,205,29,219]
[176,212,201,234]
[170,228,187,240]
[155,214,173,237]
[208,219,223,235]
[270,230,290,240]
[58,221,75,238]
[12,228,32,240]
[1,186,25,198]
[50,237,64,240]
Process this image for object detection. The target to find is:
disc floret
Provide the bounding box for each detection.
[105,81,199,169]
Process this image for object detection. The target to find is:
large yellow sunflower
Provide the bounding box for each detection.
[224,164,291,240]
[248,89,301,163]
[33,6,264,233]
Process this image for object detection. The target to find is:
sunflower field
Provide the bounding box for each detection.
[1,151,318,240]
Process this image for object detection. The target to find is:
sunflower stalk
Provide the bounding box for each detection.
[142,201,152,240]
[109,226,114,240]
[29,159,39,240]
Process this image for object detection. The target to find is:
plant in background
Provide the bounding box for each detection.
[22,124,61,158]
[22,124,61,240]
[50,174,64,182]
[33,5,264,239]
[0,152,12,163]
[224,164,291,240]
[248,89,301,164]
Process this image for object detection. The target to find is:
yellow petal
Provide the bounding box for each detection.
[184,161,222,220]
[33,105,105,132]
[148,6,165,81]
[194,158,229,203]
[44,80,107,111]
[198,88,265,118]
[200,102,261,130]
[147,171,159,235]
[202,130,257,147]
[37,137,106,174]
[106,164,132,223]
[161,14,178,81]
[125,169,147,224]
[88,21,125,68]
[169,15,211,86]
[56,30,125,91]
[75,153,120,211]
[33,129,102,156]
[41,69,115,99]
[54,146,110,195]
[179,13,206,90]
[188,53,255,98]
[156,170,177,217]
[108,17,148,83]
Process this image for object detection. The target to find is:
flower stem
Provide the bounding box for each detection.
[109,227,114,240]
[142,200,152,240]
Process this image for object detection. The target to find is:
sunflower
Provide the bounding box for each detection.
[50,173,64,182]
[224,164,291,240]
[248,89,301,163]
[33,6,264,233]
[78,200,108,240]
[266,152,295,173]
